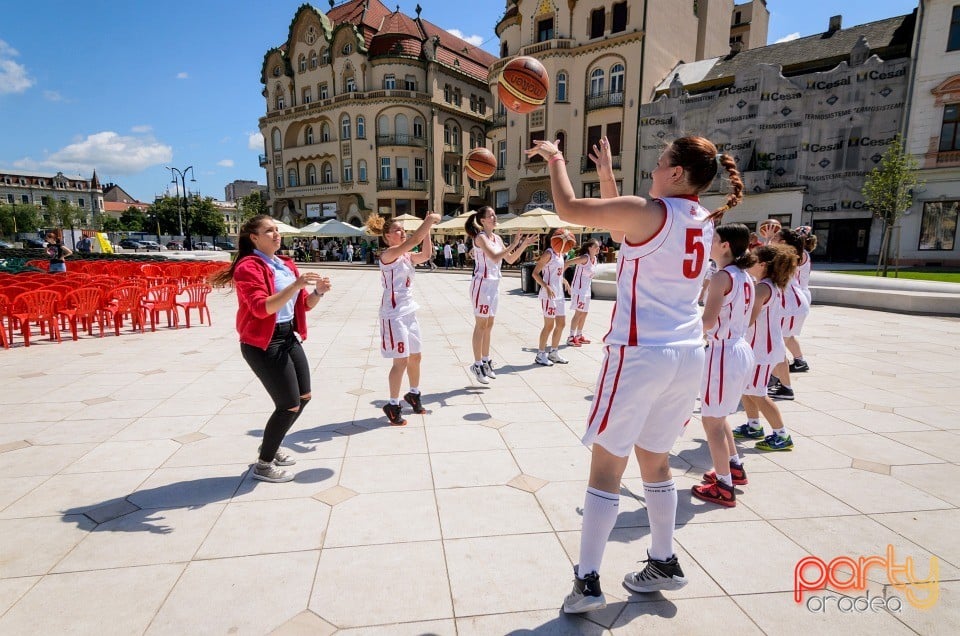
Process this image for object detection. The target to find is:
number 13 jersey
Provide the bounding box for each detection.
[604,196,714,348]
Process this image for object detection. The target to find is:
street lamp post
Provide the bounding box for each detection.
[166,166,195,248]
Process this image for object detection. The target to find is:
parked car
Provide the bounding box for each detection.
[0,240,14,249]
[119,238,144,250]
[22,238,46,248]
[137,240,164,251]
[166,241,183,250]
[194,242,222,251]
[214,240,235,250]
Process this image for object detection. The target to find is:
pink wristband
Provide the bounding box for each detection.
[548,153,564,165]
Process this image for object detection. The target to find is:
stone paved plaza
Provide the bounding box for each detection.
[1,266,958,635]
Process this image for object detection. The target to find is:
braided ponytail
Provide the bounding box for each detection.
[708,153,744,222]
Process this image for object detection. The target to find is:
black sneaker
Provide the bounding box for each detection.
[562,569,606,614]
[623,553,688,593]
[382,403,407,426]
[403,391,427,414]
[768,384,795,400]
[789,359,810,373]
[767,375,781,390]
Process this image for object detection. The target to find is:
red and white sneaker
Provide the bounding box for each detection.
[566,336,581,347]
[578,335,591,344]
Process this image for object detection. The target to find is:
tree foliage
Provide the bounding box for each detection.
[147,197,185,235]
[100,216,123,232]
[0,203,41,236]
[861,136,922,276]
[119,206,146,232]
[189,197,227,238]
[238,190,269,221]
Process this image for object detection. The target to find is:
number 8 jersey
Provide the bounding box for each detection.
[604,196,714,347]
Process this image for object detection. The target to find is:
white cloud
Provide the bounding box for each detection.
[445,28,484,47]
[176,71,189,79]
[217,159,234,168]
[775,32,801,43]
[43,90,63,102]
[248,131,264,151]
[131,124,152,133]
[0,39,34,95]
[13,131,172,175]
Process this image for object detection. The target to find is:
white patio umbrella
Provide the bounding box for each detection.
[433,211,473,236]
[274,220,303,236]
[392,213,426,232]
[497,207,582,233]
[300,221,326,234]
[305,219,365,238]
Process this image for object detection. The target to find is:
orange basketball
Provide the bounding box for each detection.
[758,219,782,240]
[550,229,575,254]
[498,56,549,114]
[465,147,497,181]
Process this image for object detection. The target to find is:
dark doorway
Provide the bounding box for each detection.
[813,218,871,262]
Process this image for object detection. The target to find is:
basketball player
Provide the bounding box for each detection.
[691,224,756,507]
[527,135,743,614]
[465,206,537,384]
[767,228,810,400]
[366,212,440,425]
[533,229,575,365]
[786,227,815,373]
[566,239,601,346]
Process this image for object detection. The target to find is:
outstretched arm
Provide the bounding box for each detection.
[381,213,440,263]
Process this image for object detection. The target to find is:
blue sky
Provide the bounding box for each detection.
[0,0,919,203]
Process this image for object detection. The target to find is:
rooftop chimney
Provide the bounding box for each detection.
[828,15,842,34]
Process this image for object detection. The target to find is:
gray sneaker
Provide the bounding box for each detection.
[470,363,489,384]
[547,350,569,364]
[482,360,497,379]
[252,461,294,483]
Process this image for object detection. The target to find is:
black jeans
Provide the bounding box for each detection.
[241,322,311,463]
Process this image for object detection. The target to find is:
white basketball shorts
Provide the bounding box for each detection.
[380,312,422,359]
[471,277,500,317]
[700,338,754,418]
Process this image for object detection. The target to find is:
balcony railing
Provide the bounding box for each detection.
[285,182,342,195]
[488,168,506,182]
[258,154,268,167]
[377,178,427,191]
[490,113,506,128]
[376,134,427,148]
[444,184,464,196]
[580,154,622,173]
[443,143,463,154]
[585,90,625,112]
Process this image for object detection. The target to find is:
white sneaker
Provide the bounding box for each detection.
[482,360,497,379]
[252,462,294,483]
[548,350,569,364]
[470,363,489,384]
[535,352,554,366]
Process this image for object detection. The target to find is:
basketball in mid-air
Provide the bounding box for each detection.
[498,56,549,114]
[758,219,782,240]
[465,147,497,181]
[551,229,576,255]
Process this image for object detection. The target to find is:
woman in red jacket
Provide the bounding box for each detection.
[212,215,331,483]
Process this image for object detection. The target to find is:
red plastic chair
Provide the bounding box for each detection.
[102,285,145,335]
[0,296,10,349]
[177,283,212,327]
[142,284,181,331]
[59,287,104,339]
[10,289,62,346]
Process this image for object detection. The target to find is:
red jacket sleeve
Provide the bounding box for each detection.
[234,257,272,319]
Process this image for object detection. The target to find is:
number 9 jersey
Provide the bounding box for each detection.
[603,196,714,347]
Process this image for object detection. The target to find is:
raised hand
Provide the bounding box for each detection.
[525,138,561,161]
[588,136,613,172]
[424,212,441,225]
[315,276,332,295]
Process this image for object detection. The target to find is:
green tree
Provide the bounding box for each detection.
[238,190,269,221]
[147,197,186,235]
[44,199,82,230]
[101,216,123,233]
[0,203,40,236]
[189,196,226,241]
[119,206,146,232]
[861,136,922,276]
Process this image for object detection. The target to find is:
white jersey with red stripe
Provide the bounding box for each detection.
[537,248,565,301]
[781,274,810,317]
[379,253,418,318]
[604,196,715,347]
[747,278,786,364]
[706,265,755,342]
[570,254,596,297]
[472,232,504,280]
[796,251,812,303]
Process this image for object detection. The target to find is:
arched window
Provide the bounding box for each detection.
[321,122,331,142]
[413,116,424,139]
[556,72,567,102]
[342,43,353,55]
[556,131,566,154]
[272,128,282,151]
[310,51,317,68]
[443,123,451,144]
[590,69,605,96]
[358,159,368,182]
[321,48,330,64]
[452,125,460,148]
[307,164,317,185]
[610,64,625,94]
[288,168,298,187]
[305,126,314,145]
[298,55,306,73]
[341,114,351,139]
[378,115,389,135]
[356,116,365,138]
[395,114,409,136]
[322,162,334,183]
[275,85,285,110]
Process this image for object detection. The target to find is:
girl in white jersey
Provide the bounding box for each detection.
[566,239,601,346]
[767,228,810,401]
[734,243,799,452]
[533,228,576,366]
[465,206,536,384]
[785,228,815,373]
[366,212,440,425]
[526,135,744,614]
[691,224,756,508]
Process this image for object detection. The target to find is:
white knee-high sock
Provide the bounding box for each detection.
[578,487,619,577]
[644,479,677,561]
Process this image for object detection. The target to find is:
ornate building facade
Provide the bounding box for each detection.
[258,0,496,224]
[1,169,104,225]
[487,0,766,215]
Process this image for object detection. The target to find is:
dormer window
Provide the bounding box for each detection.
[342,43,352,55]
[273,65,281,77]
